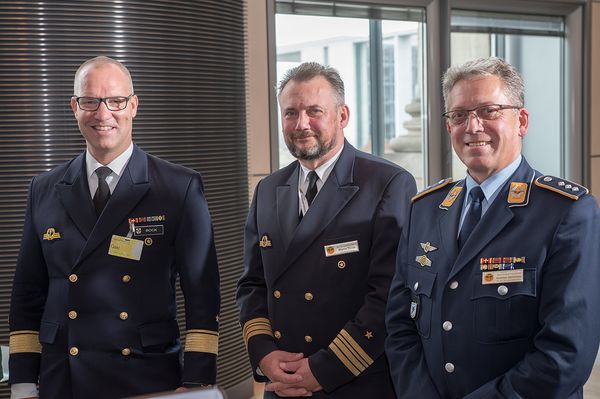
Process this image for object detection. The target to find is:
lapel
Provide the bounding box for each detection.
[446,158,535,282]
[55,152,97,240]
[276,163,300,250]
[273,143,359,282]
[73,145,151,268]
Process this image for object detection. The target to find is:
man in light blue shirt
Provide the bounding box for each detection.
[385,57,600,399]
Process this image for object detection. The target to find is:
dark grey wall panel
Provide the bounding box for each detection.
[0,0,250,396]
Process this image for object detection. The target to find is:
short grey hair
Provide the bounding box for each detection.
[74,56,134,95]
[278,62,345,105]
[442,57,524,110]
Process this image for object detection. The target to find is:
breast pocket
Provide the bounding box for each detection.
[471,268,537,343]
[407,267,436,339]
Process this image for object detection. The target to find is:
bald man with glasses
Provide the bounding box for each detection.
[9,56,220,398]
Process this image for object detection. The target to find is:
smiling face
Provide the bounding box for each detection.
[279,76,349,169]
[70,63,138,165]
[446,75,528,183]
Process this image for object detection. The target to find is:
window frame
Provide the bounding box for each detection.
[265,0,589,185]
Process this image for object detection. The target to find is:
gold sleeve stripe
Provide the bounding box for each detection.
[329,340,361,376]
[339,329,374,365]
[242,317,273,344]
[9,330,41,354]
[330,336,368,374]
[184,330,219,355]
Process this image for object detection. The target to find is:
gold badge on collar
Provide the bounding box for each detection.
[415,255,432,267]
[43,228,61,241]
[259,234,272,248]
[420,242,437,253]
[441,186,462,208]
[508,182,527,204]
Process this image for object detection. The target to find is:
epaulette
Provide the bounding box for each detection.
[412,178,453,203]
[534,176,588,200]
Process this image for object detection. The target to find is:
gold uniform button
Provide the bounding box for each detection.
[304,292,313,301]
[122,275,131,283]
[305,335,313,343]
[68,274,78,283]
[273,290,281,299]
[119,312,129,320]
[68,310,78,320]
[69,347,79,356]
[337,260,346,269]
[274,330,281,339]
[121,348,131,356]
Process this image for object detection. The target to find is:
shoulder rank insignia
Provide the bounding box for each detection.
[259,234,272,248]
[43,228,61,241]
[534,176,588,200]
[412,178,453,203]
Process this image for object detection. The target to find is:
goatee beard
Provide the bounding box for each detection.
[285,131,336,161]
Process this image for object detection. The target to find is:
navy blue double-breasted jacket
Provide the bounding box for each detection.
[9,144,220,398]
[237,142,416,398]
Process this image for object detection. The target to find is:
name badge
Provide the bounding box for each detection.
[109,235,144,261]
[482,269,524,285]
[134,224,164,236]
[324,240,359,257]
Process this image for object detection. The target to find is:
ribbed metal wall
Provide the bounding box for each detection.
[0,1,250,396]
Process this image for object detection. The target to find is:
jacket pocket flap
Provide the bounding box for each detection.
[39,321,59,344]
[407,266,436,297]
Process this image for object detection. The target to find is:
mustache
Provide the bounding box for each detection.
[288,130,317,139]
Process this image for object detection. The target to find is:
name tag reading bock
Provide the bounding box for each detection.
[324,240,359,257]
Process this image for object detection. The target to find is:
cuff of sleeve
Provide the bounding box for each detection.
[8,353,41,385]
[309,329,376,392]
[11,383,38,399]
[182,352,217,385]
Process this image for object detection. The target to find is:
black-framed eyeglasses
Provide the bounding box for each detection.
[442,104,520,126]
[74,94,135,111]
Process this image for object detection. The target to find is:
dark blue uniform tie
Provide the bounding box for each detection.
[93,166,112,216]
[458,186,484,250]
[305,170,319,207]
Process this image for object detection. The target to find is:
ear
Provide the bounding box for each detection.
[130,95,139,118]
[517,107,529,137]
[445,119,453,136]
[339,104,350,129]
[70,97,78,115]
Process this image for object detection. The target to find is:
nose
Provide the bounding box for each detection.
[295,111,310,131]
[94,100,112,119]
[464,111,484,133]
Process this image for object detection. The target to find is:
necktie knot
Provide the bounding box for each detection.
[469,186,485,205]
[306,171,319,206]
[93,166,112,216]
[95,166,112,180]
